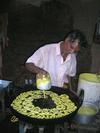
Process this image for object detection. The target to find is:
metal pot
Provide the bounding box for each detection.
[74,102,99,124]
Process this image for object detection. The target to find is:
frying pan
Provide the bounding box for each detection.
[10,85,84,125]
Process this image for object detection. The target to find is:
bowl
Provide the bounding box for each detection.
[0,80,12,89]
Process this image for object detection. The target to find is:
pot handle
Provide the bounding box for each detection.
[78,89,84,107]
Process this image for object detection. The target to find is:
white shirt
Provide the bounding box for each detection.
[26,42,77,87]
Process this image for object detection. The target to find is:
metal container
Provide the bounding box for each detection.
[74,102,98,124]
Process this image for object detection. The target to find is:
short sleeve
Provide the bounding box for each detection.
[26,48,44,68]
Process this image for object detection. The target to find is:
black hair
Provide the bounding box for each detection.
[63,29,88,48]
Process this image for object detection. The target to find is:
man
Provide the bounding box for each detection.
[25,29,87,132]
[25,29,87,89]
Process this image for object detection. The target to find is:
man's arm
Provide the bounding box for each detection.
[25,63,48,75]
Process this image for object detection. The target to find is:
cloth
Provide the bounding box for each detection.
[26,42,77,87]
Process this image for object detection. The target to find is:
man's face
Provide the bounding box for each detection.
[64,38,80,54]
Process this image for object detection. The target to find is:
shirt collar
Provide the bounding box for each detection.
[56,41,75,63]
[56,41,63,55]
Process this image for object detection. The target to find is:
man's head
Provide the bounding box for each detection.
[63,29,88,54]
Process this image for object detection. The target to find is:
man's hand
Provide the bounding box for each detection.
[36,70,50,80]
[25,63,48,75]
[37,68,48,76]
